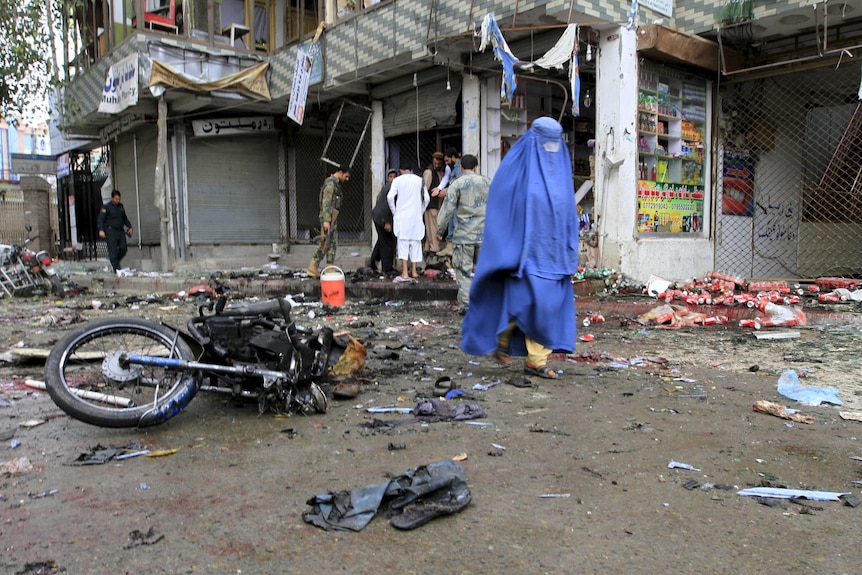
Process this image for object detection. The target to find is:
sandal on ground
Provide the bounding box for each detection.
[433,376,458,393]
[524,363,558,379]
[492,349,512,366]
[390,472,472,530]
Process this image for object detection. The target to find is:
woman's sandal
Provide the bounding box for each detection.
[524,363,559,379]
[492,349,512,366]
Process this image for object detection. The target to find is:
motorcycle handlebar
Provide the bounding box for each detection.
[187,316,210,346]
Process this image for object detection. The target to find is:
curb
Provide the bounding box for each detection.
[69,272,862,327]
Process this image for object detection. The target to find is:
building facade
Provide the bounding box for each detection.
[52,0,862,281]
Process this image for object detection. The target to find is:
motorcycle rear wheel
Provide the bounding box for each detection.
[45,318,200,428]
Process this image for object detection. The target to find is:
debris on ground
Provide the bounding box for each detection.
[14,560,66,574]
[736,487,851,501]
[124,527,165,549]
[776,369,842,406]
[0,456,33,474]
[303,459,471,531]
[329,334,367,375]
[668,460,701,471]
[72,441,145,465]
[752,400,814,424]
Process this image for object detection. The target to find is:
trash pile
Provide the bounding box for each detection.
[635,272,862,329]
[646,272,860,307]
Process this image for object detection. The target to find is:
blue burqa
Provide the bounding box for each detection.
[461,117,579,357]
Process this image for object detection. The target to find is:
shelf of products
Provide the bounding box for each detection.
[637,63,708,234]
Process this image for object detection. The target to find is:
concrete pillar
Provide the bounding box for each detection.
[594,26,639,273]
[370,100,385,247]
[462,73,481,160]
[20,176,54,257]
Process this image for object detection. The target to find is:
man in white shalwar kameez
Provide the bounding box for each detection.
[387,163,429,282]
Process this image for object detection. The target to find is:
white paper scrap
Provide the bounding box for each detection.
[668,460,701,471]
[736,487,850,501]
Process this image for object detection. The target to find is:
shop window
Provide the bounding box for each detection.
[637,62,709,234]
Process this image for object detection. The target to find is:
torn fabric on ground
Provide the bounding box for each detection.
[303,459,471,531]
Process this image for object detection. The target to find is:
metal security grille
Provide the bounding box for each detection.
[292,100,372,243]
[715,62,862,280]
[57,151,105,260]
[387,129,460,180]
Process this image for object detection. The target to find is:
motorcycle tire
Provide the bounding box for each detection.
[49,275,64,298]
[44,318,200,428]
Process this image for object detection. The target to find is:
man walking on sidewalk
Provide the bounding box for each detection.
[97,189,133,275]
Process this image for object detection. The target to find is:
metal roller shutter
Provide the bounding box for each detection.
[186,134,279,243]
[382,75,461,137]
[113,128,160,245]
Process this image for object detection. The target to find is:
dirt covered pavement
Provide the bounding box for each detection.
[2,286,862,574]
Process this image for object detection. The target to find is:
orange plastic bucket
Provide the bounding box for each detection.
[320,265,345,306]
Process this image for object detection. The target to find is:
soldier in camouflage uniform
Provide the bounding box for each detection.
[308,164,351,277]
[435,154,489,314]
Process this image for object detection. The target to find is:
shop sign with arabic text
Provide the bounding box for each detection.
[192,117,275,137]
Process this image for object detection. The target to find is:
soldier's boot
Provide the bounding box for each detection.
[436,243,454,258]
[307,259,320,278]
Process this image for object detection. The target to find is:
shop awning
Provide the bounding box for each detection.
[148,60,271,101]
[637,24,742,73]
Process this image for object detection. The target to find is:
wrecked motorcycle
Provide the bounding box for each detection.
[0,224,64,298]
[44,296,334,428]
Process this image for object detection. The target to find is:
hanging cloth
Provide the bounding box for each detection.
[480,15,581,114]
[479,13,524,101]
[530,23,578,70]
[571,35,580,116]
[626,0,640,30]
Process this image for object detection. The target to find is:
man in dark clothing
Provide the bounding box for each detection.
[370,168,398,275]
[97,190,133,274]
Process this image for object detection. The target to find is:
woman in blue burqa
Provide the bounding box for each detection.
[461,116,579,379]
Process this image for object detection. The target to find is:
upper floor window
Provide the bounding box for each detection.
[288,0,319,43]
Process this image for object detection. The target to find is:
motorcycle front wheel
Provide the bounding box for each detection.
[45,318,200,428]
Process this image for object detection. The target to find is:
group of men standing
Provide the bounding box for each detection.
[306,117,580,380]
[370,149,489,316]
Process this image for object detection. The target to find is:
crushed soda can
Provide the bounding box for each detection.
[816,277,858,290]
[706,271,746,288]
[582,313,605,327]
[739,319,761,329]
[748,281,791,293]
[819,293,847,303]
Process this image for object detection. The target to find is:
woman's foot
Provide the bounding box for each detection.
[524,362,558,379]
[492,349,512,366]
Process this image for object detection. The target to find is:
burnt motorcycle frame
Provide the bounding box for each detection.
[44,297,331,428]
